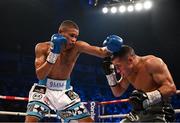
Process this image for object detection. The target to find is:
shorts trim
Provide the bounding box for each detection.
[26,101,51,119]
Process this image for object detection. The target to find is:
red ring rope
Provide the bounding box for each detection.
[0,90,179,104]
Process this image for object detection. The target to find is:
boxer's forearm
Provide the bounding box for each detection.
[76,41,111,58]
[81,46,110,58]
[36,62,53,80]
[111,85,126,97]
[91,47,111,58]
[158,83,176,99]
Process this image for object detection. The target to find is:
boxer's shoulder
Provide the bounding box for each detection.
[143,55,164,72]
[75,41,87,46]
[74,41,89,51]
[35,41,51,54]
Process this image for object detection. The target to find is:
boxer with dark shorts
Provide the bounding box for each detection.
[102,45,176,122]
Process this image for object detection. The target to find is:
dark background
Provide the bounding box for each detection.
[0,0,180,122]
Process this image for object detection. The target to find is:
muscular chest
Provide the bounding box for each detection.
[48,48,79,78]
[54,50,78,68]
[127,67,157,92]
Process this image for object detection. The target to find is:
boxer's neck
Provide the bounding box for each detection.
[132,55,142,73]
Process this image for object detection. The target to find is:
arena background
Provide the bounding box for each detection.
[0,0,180,122]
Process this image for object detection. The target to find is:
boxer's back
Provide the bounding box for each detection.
[36,41,79,80]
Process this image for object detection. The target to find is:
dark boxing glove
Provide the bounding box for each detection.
[129,90,162,111]
[102,57,119,87]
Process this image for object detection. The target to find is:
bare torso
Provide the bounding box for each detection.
[40,42,80,80]
[127,55,160,92]
[35,39,108,81]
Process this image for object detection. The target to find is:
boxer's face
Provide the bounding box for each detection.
[112,56,133,77]
[60,28,79,49]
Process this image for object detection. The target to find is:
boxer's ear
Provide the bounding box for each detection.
[128,56,133,64]
[58,28,63,34]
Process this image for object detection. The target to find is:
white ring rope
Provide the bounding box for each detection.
[0,109,180,119]
[0,111,57,118]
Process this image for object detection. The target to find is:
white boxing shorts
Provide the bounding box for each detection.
[26,78,90,122]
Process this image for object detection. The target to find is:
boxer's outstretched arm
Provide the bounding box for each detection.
[110,78,129,97]
[76,41,111,58]
[147,58,176,98]
[35,43,53,80]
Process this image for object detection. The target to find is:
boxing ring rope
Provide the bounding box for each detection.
[0,95,28,101]
[0,90,180,120]
[98,109,180,119]
[0,109,180,119]
[0,111,57,118]
[98,99,129,105]
[0,90,179,102]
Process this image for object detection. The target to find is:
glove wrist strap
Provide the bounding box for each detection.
[102,47,112,53]
[46,52,59,64]
[106,72,118,87]
[146,90,162,106]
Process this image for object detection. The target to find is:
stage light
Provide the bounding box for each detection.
[119,5,126,13]
[135,3,143,11]
[101,0,153,14]
[127,5,134,12]
[144,1,152,10]
[111,7,117,14]
[102,7,108,14]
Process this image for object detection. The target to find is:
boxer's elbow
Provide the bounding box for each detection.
[169,84,176,95]
[113,92,122,97]
[167,80,176,96]
[111,87,124,97]
[161,82,177,97]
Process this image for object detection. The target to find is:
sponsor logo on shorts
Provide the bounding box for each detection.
[33,85,46,94]
[32,92,42,100]
[49,81,65,88]
[66,90,78,100]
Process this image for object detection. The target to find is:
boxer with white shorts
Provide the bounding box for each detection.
[25,20,123,122]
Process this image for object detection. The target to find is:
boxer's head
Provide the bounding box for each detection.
[58,20,79,49]
[112,45,136,77]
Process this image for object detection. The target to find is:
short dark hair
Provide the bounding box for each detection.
[59,20,79,32]
[112,45,135,60]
